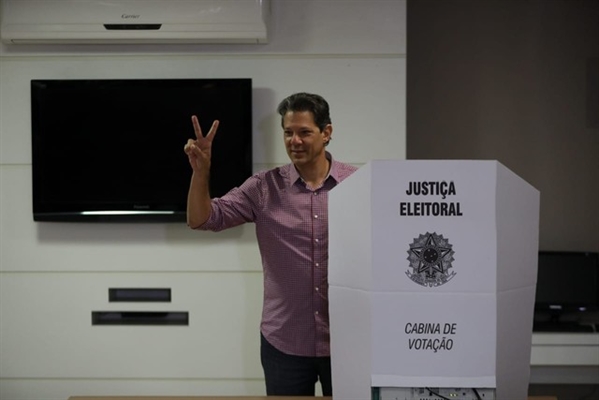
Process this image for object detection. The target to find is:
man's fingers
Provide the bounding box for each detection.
[206,120,220,141]
[184,139,196,155]
[191,115,220,142]
[191,115,203,140]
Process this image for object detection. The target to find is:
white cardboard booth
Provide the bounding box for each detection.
[329,160,540,400]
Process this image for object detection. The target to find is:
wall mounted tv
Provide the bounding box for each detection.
[31,78,253,222]
[534,251,599,315]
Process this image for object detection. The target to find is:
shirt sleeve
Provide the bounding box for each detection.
[197,174,262,232]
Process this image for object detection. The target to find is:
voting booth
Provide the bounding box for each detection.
[328,160,540,400]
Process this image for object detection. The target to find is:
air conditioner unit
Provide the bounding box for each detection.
[0,0,269,44]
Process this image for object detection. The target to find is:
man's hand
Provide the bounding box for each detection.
[184,115,220,174]
[185,115,219,228]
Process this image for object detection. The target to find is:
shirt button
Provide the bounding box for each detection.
[315,287,319,291]
[315,239,319,243]
[315,263,320,267]
[314,192,318,196]
[315,311,319,315]
[314,215,318,219]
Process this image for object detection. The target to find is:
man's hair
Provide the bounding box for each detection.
[277,92,332,132]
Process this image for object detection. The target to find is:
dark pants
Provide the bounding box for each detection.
[260,334,332,396]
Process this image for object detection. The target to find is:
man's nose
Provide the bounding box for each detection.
[290,133,302,145]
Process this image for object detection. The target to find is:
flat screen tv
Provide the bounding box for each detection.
[534,251,599,315]
[31,78,253,222]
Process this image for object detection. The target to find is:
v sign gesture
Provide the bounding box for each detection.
[184,115,220,174]
[185,115,219,228]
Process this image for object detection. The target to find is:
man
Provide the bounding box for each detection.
[184,92,357,396]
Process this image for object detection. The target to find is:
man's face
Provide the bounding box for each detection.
[283,110,331,167]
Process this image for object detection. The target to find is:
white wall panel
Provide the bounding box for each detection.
[0,272,263,378]
[0,0,406,397]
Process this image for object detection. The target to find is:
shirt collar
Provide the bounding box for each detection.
[287,151,339,187]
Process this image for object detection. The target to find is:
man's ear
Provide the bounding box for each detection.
[323,124,333,143]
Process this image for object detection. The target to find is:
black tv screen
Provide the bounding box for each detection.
[31,78,253,222]
[534,251,599,312]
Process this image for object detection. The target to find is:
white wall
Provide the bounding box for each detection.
[0,1,407,399]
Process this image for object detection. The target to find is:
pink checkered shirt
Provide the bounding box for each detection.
[198,153,357,357]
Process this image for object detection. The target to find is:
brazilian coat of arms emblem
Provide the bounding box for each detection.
[406,232,456,287]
